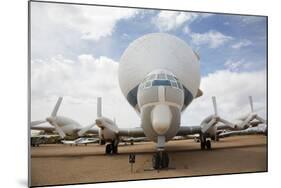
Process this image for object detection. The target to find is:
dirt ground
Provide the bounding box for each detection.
[30,135,267,187]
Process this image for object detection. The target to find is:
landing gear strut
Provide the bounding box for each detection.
[152,136,169,169]
[99,139,106,145]
[105,140,118,154]
[152,151,169,169]
[200,134,211,150]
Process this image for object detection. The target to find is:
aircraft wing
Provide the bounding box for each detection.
[74,127,99,135]
[121,137,148,142]
[218,127,266,138]
[118,127,146,137]
[176,126,202,136]
[30,124,56,132]
[61,138,99,145]
[117,126,202,137]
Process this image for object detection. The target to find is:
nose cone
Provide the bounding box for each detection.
[151,104,172,135]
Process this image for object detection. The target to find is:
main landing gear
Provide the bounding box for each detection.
[200,134,212,150]
[105,140,118,154]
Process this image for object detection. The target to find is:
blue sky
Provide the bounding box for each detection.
[31,2,267,127]
[31,3,267,76]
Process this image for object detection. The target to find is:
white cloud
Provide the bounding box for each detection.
[31,3,139,59]
[232,40,252,49]
[224,59,254,71]
[31,54,140,128]
[31,55,266,129]
[32,3,138,41]
[182,69,267,125]
[241,16,264,24]
[188,30,233,48]
[152,11,210,31]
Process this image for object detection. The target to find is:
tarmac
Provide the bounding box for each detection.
[30,135,267,187]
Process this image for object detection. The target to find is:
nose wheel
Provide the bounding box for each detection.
[152,151,169,169]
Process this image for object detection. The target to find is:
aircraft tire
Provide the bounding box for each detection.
[112,144,118,154]
[206,140,211,150]
[161,152,169,168]
[200,141,206,150]
[105,144,112,154]
[152,153,161,169]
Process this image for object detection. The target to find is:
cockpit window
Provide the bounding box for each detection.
[157,73,166,80]
[145,81,152,88]
[170,81,178,88]
[177,81,183,89]
[141,72,183,90]
[167,74,176,81]
[152,80,171,86]
[147,74,156,80]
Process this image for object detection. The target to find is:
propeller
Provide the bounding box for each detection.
[249,96,254,113]
[77,123,96,136]
[52,120,66,138]
[236,96,266,129]
[201,96,234,133]
[77,97,102,136]
[31,97,66,138]
[31,120,47,126]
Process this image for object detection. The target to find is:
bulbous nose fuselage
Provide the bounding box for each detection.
[118,33,201,143]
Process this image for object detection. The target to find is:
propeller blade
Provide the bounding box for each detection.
[30,120,47,126]
[201,117,217,133]
[255,115,266,124]
[218,118,235,129]
[249,96,254,113]
[97,97,102,118]
[212,96,218,116]
[52,121,66,138]
[77,123,96,136]
[239,113,255,129]
[51,97,63,117]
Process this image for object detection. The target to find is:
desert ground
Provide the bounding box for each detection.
[30,135,267,187]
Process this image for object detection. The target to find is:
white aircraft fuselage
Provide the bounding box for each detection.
[119,33,201,147]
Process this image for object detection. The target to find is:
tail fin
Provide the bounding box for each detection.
[97,97,102,117]
[51,97,63,117]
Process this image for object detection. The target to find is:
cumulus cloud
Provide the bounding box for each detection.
[32,3,138,41]
[232,39,252,49]
[182,69,267,125]
[31,2,139,59]
[187,30,233,48]
[31,55,266,129]
[224,59,254,71]
[31,54,140,127]
[152,11,210,31]
[241,16,265,24]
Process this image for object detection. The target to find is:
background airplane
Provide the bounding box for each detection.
[31,97,99,138]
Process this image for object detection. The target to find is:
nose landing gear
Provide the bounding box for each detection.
[152,151,169,169]
[152,136,170,169]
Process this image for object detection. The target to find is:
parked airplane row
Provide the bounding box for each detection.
[30,33,266,169]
